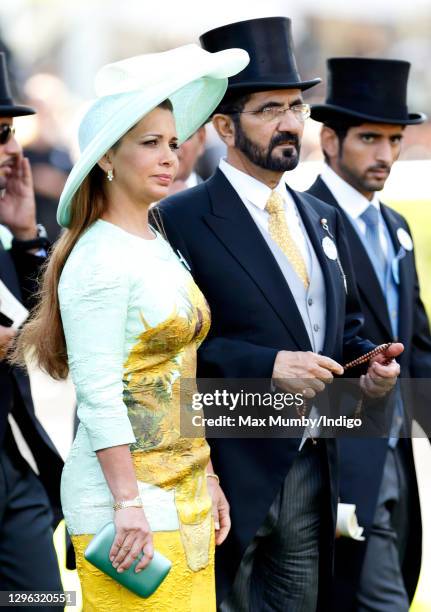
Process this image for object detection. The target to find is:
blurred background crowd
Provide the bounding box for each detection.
[0,2,430,227]
[1,1,431,610]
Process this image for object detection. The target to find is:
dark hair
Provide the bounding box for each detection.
[158,98,173,112]
[322,116,365,164]
[213,90,252,129]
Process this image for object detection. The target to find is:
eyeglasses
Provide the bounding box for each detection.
[0,124,15,145]
[230,103,311,123]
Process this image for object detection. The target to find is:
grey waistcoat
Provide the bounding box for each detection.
[256,214,327,353]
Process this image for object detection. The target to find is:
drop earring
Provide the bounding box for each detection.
[107,169,114,182]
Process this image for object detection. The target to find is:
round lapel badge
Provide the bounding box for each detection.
[397,228,413,251]
[322,236,338,260]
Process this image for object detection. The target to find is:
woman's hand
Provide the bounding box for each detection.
[96,446,152,573]
[110,507,154,573]
[207,476,231,546]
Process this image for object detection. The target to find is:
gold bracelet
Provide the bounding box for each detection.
[206,473,220,484]
[113,496,143,511]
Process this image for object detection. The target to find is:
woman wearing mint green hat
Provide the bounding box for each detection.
[13,45,249,610]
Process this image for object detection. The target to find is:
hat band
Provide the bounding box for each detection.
[0,96,14,106]
[230,70,303,83]
[326,97,408,120]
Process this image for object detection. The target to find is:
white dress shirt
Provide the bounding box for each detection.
[320,164,388,257]
[0,224,13,250]
[219,158,311,273]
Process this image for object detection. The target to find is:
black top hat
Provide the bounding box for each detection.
[0,52,35,117]
[200,17,321,93]
[311,57,426,125]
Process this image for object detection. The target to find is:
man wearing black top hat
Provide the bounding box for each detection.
[0,52,63,596]
[307,57,430,611]
[156,20,402,611]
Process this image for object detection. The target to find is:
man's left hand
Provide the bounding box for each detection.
[360,342,404,398]
[0,155,37,240]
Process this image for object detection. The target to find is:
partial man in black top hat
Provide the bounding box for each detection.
[307,57,430,611]
[156,20,402,611]
[166,126,206,194]
[0,51,63,597]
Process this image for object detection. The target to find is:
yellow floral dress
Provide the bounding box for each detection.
[59,219,214,611]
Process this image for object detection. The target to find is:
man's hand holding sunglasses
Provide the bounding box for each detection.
[0,121,38,241]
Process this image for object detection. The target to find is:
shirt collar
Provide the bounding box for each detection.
[219,158,287,210]
[0,224,12,250]
[185,172,198,189]
[321,164,381,220]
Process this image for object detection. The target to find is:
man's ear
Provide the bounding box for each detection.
[196,126,207,156]
[320,126,340,162]
[212,114,236,148]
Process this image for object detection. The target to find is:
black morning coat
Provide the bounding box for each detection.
[307,175,431,609]
[156,168,376,608]
[0,239,63,526]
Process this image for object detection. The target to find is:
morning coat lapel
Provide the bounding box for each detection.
[380,204,411,343]
[204,170,312,350]
[312,177,393,339]
[289,188,338,356]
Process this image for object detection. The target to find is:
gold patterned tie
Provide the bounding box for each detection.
[265,190,309,288]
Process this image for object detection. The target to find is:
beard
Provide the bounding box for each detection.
[339,160,391,194]
[234,123,301,172]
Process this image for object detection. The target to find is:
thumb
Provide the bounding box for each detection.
[384,342,404,359]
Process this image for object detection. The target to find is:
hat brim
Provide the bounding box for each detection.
[311,103,426,126]
[0,104,35,117]
[57,48,249,228]
[228,77,322,93]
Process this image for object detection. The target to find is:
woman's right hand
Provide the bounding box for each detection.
[110,507,154,573]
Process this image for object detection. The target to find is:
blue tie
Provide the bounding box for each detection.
[360,204,387,287]
[361,205,403,447]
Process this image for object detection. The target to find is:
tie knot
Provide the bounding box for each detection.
[361,204,380,228]
[265,190,285,215]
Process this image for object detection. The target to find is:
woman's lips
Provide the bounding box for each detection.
[153,174,173,185]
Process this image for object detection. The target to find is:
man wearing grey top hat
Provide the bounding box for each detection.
[156,19,403,611]
[0,52,63,598]
[307,57,430,611]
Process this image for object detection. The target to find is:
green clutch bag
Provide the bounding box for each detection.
[84,522,172,598]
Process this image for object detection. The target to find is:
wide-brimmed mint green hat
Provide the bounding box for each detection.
[57,44,249,227]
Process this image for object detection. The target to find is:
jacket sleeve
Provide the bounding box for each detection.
[198,336,278,379]
[406,220,431,378]
[402,221,431,435]
[9,245,46,311]
[59,256,136,452]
